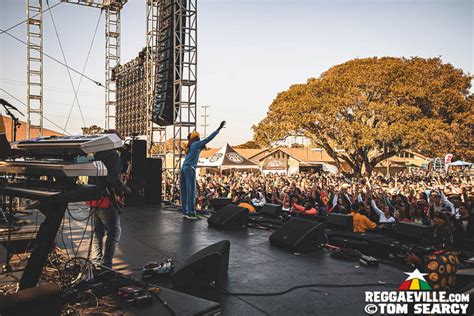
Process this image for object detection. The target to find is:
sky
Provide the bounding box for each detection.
[1,0,473,147]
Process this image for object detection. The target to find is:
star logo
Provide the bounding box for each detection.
[404,269,428,281]
[399,269,432,291]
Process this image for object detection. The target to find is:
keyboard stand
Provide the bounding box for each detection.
[0,182,102,290]
[19,200,67,290]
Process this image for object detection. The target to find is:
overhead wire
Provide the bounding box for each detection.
[0,78,102,97]
[0,30,104,87]
[0,1,62,35]
[0,88,72,135]
[46,0,87,128]
[63,10,103,133]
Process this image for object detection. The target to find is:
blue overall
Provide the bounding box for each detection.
[180,128,220,215]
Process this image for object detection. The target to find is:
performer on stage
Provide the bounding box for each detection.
[181,121,226,219]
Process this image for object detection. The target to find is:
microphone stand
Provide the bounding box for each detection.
[1,104,22,142]
[0,101,25,273]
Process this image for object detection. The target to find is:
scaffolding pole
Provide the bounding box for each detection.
[145,0,166,157]
[26,0,44,139]
[105,6,121,130]
[171,0,197,196]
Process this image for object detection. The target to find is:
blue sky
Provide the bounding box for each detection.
[1,0,472,146]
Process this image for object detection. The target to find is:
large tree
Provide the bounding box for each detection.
[81,125,103,135]
[235,140,262,149]
[253,57,473,176]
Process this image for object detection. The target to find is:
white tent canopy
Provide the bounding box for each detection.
[448,160,472,167]
[198,143,259,170]
[322,163,338,174]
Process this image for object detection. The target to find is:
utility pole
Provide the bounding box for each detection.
[201,105,209,137]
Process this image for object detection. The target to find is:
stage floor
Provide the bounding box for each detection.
[0,203,408,315]
[110,203,406,316]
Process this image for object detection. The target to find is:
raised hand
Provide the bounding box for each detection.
[219,121,226,130]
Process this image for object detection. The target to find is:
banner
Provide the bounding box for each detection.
[444,153,453,172]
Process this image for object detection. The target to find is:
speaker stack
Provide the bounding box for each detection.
[145,158,162,204]
[130,139,147,188]
[126,139,162,206]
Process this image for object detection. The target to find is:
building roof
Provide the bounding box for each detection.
[200,148,219,158]
[259,147,336,163]
[233,148,268,159]
[1,115,64,142]
[200,146,430,168]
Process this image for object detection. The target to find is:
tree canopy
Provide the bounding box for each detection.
[253,57,473,175]
[235,140,262,149]
[81,125,104,135]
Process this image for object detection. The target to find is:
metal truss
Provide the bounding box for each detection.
[145,0,166,158]
[171,0,197,192]
[105,7,121,130]
[26,0,44,138]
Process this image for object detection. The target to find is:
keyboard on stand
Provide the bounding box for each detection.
[0,133,119,290]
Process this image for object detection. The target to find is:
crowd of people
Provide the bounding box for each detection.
[193,169,473,244]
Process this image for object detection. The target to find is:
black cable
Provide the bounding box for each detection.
[0,30,103,87]
[220,282,398,297]
[67,204,92,222]
[46,1,87,128]
[0,1,62,35]
[60,216,71,258]
[92,263,179,316]
[69,207,91,258]
[86,206,96,263]
[68,211,75,256]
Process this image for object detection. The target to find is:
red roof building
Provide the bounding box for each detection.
[0,115,64,142]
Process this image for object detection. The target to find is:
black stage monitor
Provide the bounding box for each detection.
[208,205,248,230]
[172,240,230,290]
[394,222,432,242]
[261,203,282,217]
[269,218,326,253]
[327,213,353,232]
[210,198,232,211]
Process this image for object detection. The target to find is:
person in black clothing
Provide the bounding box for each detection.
[0,113,11,159]
[406,212,458,291]
[91,130,131,268]
[432,212,453,247]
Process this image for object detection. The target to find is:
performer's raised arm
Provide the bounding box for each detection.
[193,121,226,149]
